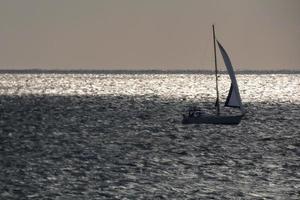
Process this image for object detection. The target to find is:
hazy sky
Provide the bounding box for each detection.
[0,0,299,70]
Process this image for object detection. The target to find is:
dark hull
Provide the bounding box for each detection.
[182,114,243,125]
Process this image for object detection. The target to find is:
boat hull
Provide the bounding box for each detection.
[182,114,243,125]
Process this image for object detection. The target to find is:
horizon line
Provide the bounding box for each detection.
[0,69,300,75]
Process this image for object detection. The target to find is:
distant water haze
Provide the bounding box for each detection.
[0,0,299,70]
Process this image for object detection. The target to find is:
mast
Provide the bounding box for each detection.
[213,24,220,115]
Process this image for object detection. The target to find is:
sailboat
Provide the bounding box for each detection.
[182,25,245,125]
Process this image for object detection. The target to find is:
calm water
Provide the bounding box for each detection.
[0,73,299,199]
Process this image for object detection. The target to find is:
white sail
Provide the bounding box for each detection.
[217,41,244,112]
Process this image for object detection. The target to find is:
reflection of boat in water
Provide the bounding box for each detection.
[182,25,245,125]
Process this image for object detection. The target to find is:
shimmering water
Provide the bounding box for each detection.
[0,73,299,199]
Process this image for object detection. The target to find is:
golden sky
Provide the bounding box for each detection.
[0,0,299,70]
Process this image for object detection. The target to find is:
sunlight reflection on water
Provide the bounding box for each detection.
[0,73,299,199]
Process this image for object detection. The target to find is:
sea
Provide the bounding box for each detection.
[0,71,299,199]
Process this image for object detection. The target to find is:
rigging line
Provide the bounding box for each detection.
[213,24,220,115]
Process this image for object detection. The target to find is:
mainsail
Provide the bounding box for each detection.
[217,41,244,112]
